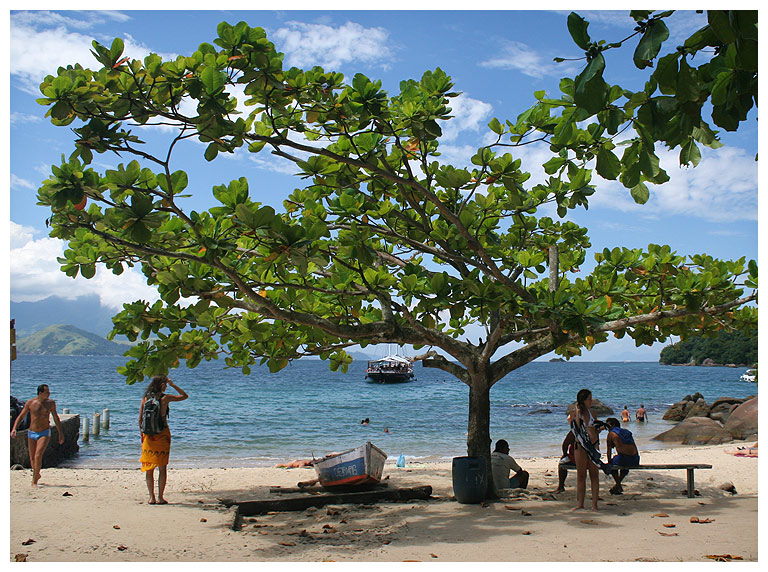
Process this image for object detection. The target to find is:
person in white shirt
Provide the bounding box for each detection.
[491,439,529,490]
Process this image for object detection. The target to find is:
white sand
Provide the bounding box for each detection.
[9,443,758,562]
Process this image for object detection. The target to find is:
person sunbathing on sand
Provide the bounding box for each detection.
[275,459,314,468]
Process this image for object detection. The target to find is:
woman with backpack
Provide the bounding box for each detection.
[139,375,188,505]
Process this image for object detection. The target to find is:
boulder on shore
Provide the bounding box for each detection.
[685,397,711,419]
[708,397,746,424]
[566,399,613,418]
[652,417,733,445]
[723,397,758,440]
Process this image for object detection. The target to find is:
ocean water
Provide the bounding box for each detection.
[9,356,756,468]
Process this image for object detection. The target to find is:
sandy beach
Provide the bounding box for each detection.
[9,443,758,563]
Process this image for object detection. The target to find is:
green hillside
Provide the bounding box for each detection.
[17,324,131,356]
[659,330,757,366]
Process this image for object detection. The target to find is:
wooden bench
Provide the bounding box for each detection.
[561,463,713,498]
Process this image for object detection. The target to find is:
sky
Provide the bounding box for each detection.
[4,7,760,361]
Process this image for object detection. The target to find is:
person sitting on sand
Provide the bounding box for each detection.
[491,439,529,490]
[636,404,648,422]
[605,417,640,495]
[555,430,576,493]
[139,375,188,505]
[621,406,630,423]
[10,384,64,486]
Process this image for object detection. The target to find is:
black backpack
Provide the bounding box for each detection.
[141,394,164,435]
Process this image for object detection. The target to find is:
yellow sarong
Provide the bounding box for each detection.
[140,426,171,472]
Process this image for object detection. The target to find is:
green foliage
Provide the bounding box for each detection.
[519,10,756,203]
[659,329,757,366]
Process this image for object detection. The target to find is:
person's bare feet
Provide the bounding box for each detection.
[157,498,168,505]
[148,497,157,504]
[554,487,565,494]
[570,505,586,511]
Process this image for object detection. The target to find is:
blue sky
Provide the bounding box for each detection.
[5,8,759,361]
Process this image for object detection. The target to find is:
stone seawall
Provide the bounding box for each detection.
[10,413,80,468]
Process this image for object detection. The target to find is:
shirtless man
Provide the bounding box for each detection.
[10,384,64,485]
[636,404,648,422]
[605,417,640,494]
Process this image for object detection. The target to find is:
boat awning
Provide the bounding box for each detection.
[371,355,411,364]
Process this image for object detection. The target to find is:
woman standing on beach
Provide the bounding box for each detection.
[568,388,601,511]
[139,375,188,505]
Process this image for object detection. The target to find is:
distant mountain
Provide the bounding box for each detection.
[16,324,131,356]
[11,295,119,337]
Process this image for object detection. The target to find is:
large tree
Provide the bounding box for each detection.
[36,14,756,496]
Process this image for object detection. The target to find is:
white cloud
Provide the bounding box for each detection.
[480,41,578,79]
[590,146,758,222]
[10,11,171,95]
[439,94,493,143]
[273,21,393,70]
[10,112,42,125]
[10,221,160,311]
[10,174,36,191]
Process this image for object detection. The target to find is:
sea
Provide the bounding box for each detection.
[9,356,757,469]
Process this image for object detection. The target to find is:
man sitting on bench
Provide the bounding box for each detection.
[605,418,639,495]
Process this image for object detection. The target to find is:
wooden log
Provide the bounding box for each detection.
[233,485,433,517]
[269,482,390,495]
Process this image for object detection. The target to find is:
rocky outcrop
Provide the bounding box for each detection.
[566,399,613,418]
[655,394,757,445]
[652,417,734,445]
[708,397,746,424]
[10,414,80,468]
[723,398,758,440]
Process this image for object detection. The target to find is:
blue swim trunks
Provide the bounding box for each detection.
[28,428,51,440]
[611,454,640,467]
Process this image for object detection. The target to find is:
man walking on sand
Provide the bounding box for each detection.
[10,384,64,485]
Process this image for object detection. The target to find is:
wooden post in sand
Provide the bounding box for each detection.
[102,409,110,429]
[83,416,90,441]
[92,413,100,436]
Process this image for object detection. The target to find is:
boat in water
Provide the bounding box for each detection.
[740,368,757,382]
[312,441,387,487]
[365,354,415,383]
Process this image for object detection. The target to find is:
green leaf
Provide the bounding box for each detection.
[680,138,701,167]
[633,19,669,69]
[200,66,226,94]
[573,54,607,115]
[567,12,591,50]
[205,143,219,161]
[630,182,650,204]
[596,148,621,180]
[488,117,504,135]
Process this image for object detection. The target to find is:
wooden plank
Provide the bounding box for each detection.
[234,485,433,517]
[560,463,712,470]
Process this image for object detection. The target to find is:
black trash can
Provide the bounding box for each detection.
[452,456,487,504]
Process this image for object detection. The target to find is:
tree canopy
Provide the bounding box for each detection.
[35,12,757,494]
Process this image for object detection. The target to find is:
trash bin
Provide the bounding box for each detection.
[452,456,487,504]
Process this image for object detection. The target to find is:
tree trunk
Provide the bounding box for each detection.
[466,374,498,499]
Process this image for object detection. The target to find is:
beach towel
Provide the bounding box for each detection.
[140,426,171,472]
[570,418,613,475]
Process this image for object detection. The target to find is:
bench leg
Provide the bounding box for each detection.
[686,468,694,498]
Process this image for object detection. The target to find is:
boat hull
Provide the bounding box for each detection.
[312,442,387,487]
[365,371,415,383]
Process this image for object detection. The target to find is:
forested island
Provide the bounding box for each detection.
[659,330,757,366]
